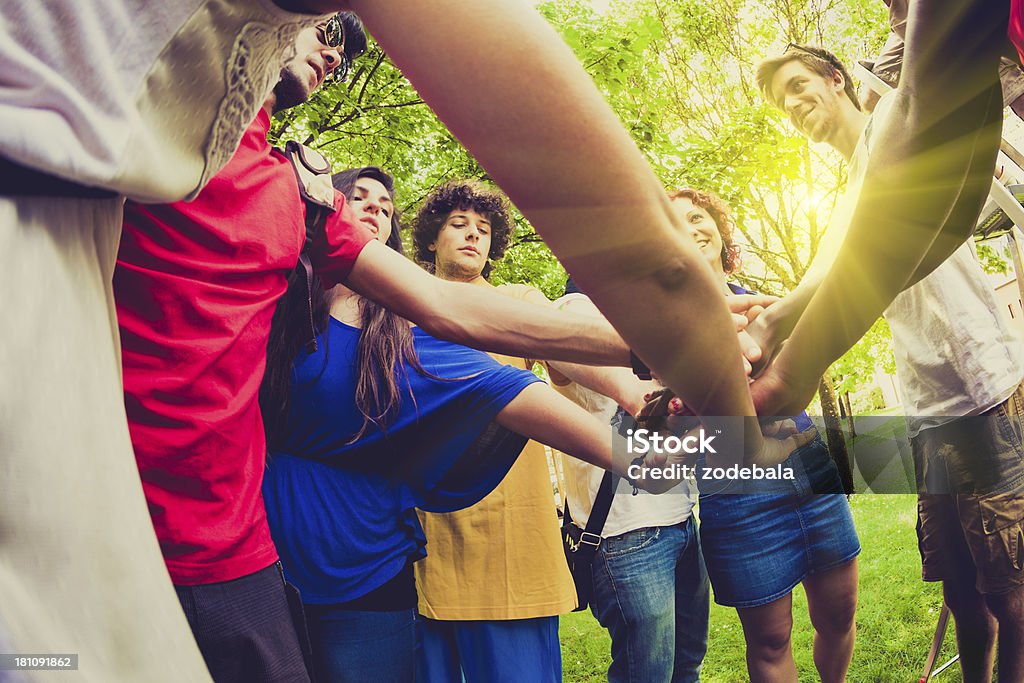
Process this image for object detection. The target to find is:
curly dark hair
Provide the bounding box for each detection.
[412,180,513,280]
[668,188,742,275]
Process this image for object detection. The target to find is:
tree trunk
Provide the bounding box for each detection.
[818,374,855,494]
[842,390,857,439]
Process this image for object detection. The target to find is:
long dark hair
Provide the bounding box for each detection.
[261,166,427,449]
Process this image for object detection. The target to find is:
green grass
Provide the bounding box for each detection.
[560,495,961,682]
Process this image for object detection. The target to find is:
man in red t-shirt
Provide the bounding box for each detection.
[116,13,639,683]
[117,16,369,681]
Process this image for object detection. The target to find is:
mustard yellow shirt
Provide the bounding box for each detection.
[415,282,577,620]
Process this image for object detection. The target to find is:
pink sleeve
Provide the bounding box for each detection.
[1011,0,1024,66]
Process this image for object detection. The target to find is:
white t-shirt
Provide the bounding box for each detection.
[0,0,319,202]
[813,92,1024,436]
[553,293,695,539]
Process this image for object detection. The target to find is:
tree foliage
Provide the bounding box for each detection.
[277,0,1009,402]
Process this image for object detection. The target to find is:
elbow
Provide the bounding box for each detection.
[649,256,701,296]
[638,223,715,296]
[606,244,709,301]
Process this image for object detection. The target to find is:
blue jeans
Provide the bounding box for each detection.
[590,517,710,683]
[305,605,416,683]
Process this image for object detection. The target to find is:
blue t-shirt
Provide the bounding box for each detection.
[263,317,541,604]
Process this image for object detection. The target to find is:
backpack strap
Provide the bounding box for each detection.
[281,141,336,353]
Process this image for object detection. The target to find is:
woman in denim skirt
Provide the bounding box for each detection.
[670,188,860,682]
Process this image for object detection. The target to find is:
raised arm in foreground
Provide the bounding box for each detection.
[347,0,769,458]
[753,0,1009,416]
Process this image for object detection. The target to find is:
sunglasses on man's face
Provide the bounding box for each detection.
[316,14,351,82]
[318,14,344,48]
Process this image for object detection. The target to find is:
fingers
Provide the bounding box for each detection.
[732,312,749,331]
[667,396,684,415]
[760,418,798,438]
[775,419,799,438]
[726,294,778,315]
[737,330,762,364]
[783,427,817,452]
[751,426,816,467]
[760,419,782,438]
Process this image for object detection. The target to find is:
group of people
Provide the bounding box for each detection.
[2,0,1023,682]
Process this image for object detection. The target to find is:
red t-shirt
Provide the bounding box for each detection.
[1011,0,1024,65]
[116,109,373,585]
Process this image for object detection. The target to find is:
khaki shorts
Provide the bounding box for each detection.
[912,382,1024,595]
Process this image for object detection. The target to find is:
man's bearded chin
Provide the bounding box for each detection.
[271,68,311,114]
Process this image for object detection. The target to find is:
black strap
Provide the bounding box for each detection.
[629,350,652,380]
[562,463,619,613]
[275,561,318,683]
[278,141,335,354]
[585,470,618,538]
[565,469,618,554]
[298,251,317,354]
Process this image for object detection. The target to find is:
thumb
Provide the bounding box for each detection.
[783,427,816,452]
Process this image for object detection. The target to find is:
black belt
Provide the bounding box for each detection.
[1,155,117,199]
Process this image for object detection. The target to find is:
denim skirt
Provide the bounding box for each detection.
[696,436,861,608]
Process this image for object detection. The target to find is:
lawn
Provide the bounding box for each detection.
[560,495,960,682]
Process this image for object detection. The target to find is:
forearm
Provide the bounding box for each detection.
[758,278,818,348]
[775,101,1000,381]
[583,254,763,458]
[496,383,682,494]
[888,0,1006,287]
[346,240,630,365]
[547,360,649,416]
[425,281,630,366]
[770,274,884,396]
[348,0,758,424]
[497,384,614,471]
[774,0,1005,379]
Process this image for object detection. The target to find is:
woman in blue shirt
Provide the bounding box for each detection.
[261,167,547,682]
[260,169,769,682]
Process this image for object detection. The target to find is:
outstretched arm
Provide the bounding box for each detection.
[547,296,654,417]
[346,240,630,366]
[753,0,1008,416]
[346,0,757,439]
